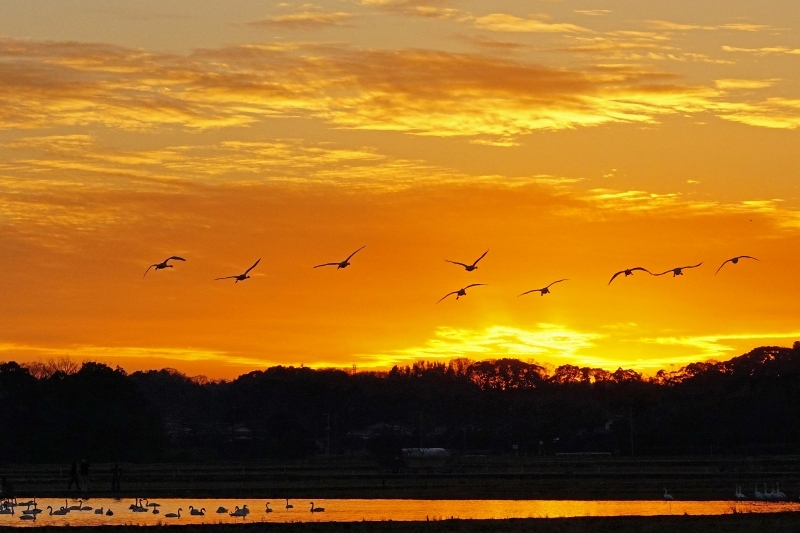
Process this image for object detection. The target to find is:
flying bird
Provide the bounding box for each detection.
[715,255,759,275]
[608,267,651,285]
[143,256,186,278]
[314,246,366,269]
[445,250,488,272]
[437,284,487,303]
[519,279,568,297]
[215,259,260,283]
[654,263,703,277]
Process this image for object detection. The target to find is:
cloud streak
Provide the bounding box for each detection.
[0,38,798,144]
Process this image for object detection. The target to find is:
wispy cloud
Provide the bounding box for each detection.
[246,10,355,29]
[573,9,611,17]
[0,38,797,144]
[722,45,800,56]
[0,343,266,368]
[643,20,772,32]
[471,13,591,34]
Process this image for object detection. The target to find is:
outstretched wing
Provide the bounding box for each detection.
[345,246,366,262]
[143,265,156,278]
[608,270,625,285]
[215,276,237,281]
[630,267,651,274]
[437,291,458,304]
[445,260,469,268]
[244,258,261,275]
[715,259,733,275]
[546,279,568,289]
[653,268,674,276]
[682,262,703,270]
[518,289,540,297]
[737,255,759,261]
[166,256,186,262]
[471,249,489,267]
[314,262,340,268]
[464,283,487,289]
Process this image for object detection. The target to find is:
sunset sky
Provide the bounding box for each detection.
[1,0,799,379]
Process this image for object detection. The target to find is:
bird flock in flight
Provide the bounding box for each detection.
[144,249,759,303]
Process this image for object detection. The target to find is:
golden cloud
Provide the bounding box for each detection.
[643,20,772,32]
[722,45,800,55]
[246,11,355,29]
[0,38,797,143]
[357,324,603,368]
[471,13,591,33]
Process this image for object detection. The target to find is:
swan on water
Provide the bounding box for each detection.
[310,502,326,512]
[285,499,293,509]
[189,506,205,516]
[663,488,673,500]
[265,502,273,513]
[164,508,182,519]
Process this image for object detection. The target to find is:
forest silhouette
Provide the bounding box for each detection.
[2,342,800,463]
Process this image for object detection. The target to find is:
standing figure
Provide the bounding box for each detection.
[80,460,90,493]
[111,464,121,492]
[68,462,80,491]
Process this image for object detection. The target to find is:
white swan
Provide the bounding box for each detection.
[663,488,673,500]
[189,506,205,516]
[735,485,746,499]
[164,508,182,519]
[754,485,764,500]
[776,483,786,500]
[310,502,326,512]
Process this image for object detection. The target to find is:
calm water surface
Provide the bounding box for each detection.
[3,498,799,527]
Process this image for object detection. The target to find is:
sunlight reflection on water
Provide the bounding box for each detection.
[3,498,799,527]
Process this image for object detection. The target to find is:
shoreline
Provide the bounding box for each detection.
[3,514,800,533]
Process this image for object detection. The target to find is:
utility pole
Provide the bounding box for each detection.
[325,413,331,456]
[629,408,634,457]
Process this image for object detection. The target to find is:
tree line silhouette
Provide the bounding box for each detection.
[1,342,799,463]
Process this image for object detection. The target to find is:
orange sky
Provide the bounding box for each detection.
[0,0,799,379]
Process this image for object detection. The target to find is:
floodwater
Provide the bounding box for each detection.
[2,498,799,527]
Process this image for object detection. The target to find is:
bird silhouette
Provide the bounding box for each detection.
[437,284,487,303]
[215,259,260,283]
[314,246,365,269]
[519,279,568,297]
[654,263,702,277]
[143,256,185,278]
[445,250,488,272]
[608,267,651,285]
[715,255,758,275]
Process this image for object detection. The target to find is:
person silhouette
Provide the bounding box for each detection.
[68,462,79,491]
[111,464,121,492]
[80,459,90,493]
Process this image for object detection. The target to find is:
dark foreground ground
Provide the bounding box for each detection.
[3,514,800,533]
[3,456,800,501]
